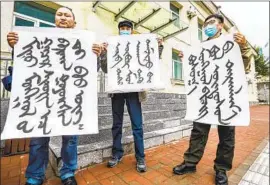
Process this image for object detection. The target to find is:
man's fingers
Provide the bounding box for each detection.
[92,44,100,48]
[9,32,18,35]
[233,34,245,41]
[7,33,18,37]
[92,46,102,55]
[92,48,101,53]
[7,37,18,41]
[7,35,18,39]
[233,35,243,40]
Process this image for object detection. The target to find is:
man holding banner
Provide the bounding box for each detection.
[172,14,251,185]
[6,7,102,185]
[99,20,164,173]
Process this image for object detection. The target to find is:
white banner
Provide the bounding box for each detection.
[1,27,98,140]
[183,34,250,126]
[106,34,164,93]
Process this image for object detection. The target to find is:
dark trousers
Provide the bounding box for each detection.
[111,92,145,160]
[184,122,235,171]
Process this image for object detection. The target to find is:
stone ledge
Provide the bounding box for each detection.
[49,122,193,174]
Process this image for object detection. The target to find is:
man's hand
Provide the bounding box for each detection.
[178,50,184,59]
[233,33,247,47]
[100,42,108,53]
[157,38,163,46]
[7,32,18,48]
[92,44,102,56]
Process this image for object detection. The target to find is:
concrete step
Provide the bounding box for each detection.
[98,92,186,100]
[98,93,186,106]
[98,110,185,127]
[49,118,193,174]
[50,116,187,146]
[98,102,186,114]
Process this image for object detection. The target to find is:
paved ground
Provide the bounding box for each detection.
[238,142,269,185]
[1,105,269,185]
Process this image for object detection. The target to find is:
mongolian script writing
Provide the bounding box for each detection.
[184,35,249,126]
[107,34,161,93]
[2,29,98,140]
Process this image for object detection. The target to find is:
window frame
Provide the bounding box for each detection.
[13,12,55,27]
[170,3,180,28]
[172,49,183,81]
[198,20,203,42]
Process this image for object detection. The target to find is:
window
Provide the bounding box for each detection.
[198,21,203,41]
[172,49,183,80]
[170,3,180,28]
[13,2,55,27]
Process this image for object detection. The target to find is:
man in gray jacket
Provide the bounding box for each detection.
[99,20,164,173]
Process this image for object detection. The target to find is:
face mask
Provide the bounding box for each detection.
[204,24,218,38]
[119,30,131,35]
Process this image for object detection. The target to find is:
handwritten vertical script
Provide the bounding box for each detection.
[184,36,249,126]
[108,35,160,92]
[0,29,100,140]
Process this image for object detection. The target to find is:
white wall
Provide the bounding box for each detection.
[0,1,259,101]
[1,2,14,58]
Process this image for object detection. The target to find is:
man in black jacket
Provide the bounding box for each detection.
[172,14,251,185]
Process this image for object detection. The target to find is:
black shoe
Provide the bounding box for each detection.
[215,170,228,185]
[107,156,122,168]
[62,176,77,185]
[136,158,147,173]
[173,162,196,175]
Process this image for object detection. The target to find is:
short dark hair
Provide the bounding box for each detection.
[204,14,224,24]
[58,6,76,20]
[118,20,133,30]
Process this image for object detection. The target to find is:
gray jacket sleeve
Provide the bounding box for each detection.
[158,45,164,59]
[98,51,108,73]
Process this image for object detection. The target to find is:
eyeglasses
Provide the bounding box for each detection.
[203,19,217,28]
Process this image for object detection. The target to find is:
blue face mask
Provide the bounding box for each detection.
[204,24,218,38]
[119,30,131,35]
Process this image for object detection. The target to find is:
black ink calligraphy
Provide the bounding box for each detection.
[39,38,53,68]
[140,39,153,69]
[38,109,52,135]
[111,43,123,69]
[122,42,132,69]
[71,90,84,127]
[52,74,72,126]
[35,70,54,108]
[137,69,144,84]
[221,59,242,121]
[72,39,86,60]
[52,38,72,71]
[187,54,199,95]
[72,66,89,88]
[117,68,123,85]
[17,37,40,67]
[20,73,41,118]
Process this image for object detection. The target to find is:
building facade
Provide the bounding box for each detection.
[1,1,258,100]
